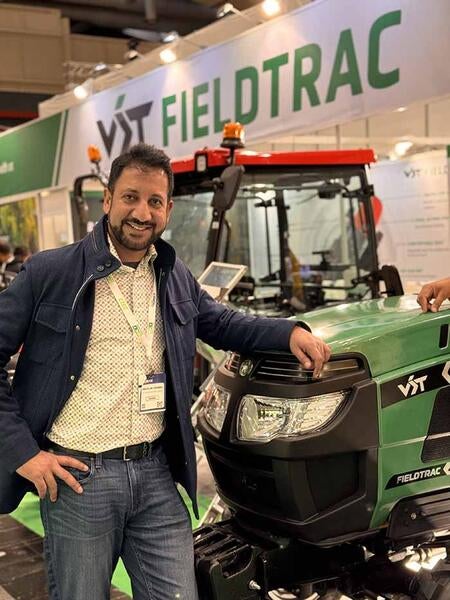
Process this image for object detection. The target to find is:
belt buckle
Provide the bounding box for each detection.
[123,446,132,461]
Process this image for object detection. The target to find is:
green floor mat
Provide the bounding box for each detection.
[11,490,212,597]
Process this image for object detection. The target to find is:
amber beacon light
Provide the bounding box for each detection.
[87,145,102,164]
[221,122,245,149]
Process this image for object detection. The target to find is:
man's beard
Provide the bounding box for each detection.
[109,218,165,251]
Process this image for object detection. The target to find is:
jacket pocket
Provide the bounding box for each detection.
[170,299,198,359]
[27,303,71,364]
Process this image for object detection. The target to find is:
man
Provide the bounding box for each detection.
[0,241,14,290]
[417,277,450,312]
[6,245,30,273]
[0,240,12,272]
[0,144,330,600]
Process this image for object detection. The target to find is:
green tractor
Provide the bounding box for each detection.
[195,295,450,599]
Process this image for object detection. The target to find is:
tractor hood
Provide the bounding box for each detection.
[299,295,450,377]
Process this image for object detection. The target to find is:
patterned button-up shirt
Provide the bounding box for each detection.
[48,237,166,452]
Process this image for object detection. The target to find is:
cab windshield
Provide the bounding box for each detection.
[165,166,376,311]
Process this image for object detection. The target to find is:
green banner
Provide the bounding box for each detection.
[0,113,64,198]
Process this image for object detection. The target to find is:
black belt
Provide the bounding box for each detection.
[47,440,158,461]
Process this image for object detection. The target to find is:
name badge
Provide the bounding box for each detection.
[138,373,166,413]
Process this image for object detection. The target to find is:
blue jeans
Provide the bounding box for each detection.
[40,445,199,600]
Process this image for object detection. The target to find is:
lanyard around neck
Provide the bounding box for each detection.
[106,267,157,362]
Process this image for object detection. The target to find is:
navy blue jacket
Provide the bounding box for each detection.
[0,217,296,515]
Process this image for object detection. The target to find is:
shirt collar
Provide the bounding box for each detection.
[107,233,157,269]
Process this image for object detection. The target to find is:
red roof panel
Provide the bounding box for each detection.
[171,148,376,173]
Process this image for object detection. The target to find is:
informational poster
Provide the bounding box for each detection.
[0,196,39,252]
[370,151,449,287]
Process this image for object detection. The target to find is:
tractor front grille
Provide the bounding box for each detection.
[225,353,361,383]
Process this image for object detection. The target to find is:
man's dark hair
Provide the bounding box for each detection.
[107,143,174,198]
[13,246,29,259]
[0,241,11,256]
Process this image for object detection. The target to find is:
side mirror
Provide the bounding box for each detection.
[380,264,404,297]
[211,165,244,211]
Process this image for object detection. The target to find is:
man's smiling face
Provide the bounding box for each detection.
[103,165,173,261]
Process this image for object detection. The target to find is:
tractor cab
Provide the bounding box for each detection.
[168,124,401,316]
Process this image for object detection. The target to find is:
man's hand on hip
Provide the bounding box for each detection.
[16,450,89,502]
[417,277,450,313]
[289,327,331,379]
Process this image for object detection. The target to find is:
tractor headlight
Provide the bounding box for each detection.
[237,390,349,442]
[203,383,231,433]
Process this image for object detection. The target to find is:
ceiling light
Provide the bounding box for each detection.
[262,0,281,16]
[394,140,413,156]
[216,2,256,22]
[217,2,235,17]
[125,49,143,61]
[160,48,177,64]
[396,106,407,112]
[162,30,179,43]
[73,84,88,100]
[93,62,108,73]
[73,79,93,100]
[124,39,143,62]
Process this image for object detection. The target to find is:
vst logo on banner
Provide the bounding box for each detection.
[96,94,153,156]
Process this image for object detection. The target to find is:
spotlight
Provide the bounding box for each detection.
[160,48,177,64]
[216,2,258,23]
[93,62,108,74]
[124,39,143,62]
[73,79,93,100]
[217,2,235,17]
[162,30,179,43]
[73,85,88,100]
[262,0,281,16]
[394,140,413,156]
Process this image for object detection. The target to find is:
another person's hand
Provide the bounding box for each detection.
[289,327,331,378]
[417,278,450,313]
[16,450,89,502]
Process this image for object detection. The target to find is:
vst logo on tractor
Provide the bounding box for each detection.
[397,374,428,398]
[382,361,450,407]
[96,94,153,156]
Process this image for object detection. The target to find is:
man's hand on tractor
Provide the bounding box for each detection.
[16,450,89,502]
[289,326,331,378]
[417,277,450,313]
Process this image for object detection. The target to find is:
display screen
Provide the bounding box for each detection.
[200,265,244,288]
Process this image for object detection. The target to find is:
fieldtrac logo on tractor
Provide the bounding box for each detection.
[96,94,153,157]
[397,374,428,398]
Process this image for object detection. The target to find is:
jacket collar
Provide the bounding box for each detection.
[83,215,176,278]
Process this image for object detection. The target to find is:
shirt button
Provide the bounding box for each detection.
[70,375,76,381]
[105,261,112,267]
[75,324,80,331]
[96,265,105,272]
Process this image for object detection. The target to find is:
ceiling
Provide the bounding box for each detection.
[0,0,264,38]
